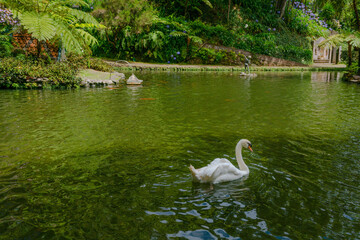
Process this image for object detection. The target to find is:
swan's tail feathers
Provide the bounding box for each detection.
[189,165,200,182]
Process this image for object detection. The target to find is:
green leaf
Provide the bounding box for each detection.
[75,28,98,47]
[19,12,56,41]
[189,36,203,44]
[201,0,213,8]
[170,31,187,37]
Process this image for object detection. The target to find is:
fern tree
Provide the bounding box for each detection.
[320,32,360,73]
[0,0,102,57]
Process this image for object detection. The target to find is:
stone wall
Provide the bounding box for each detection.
[204,44,307,67]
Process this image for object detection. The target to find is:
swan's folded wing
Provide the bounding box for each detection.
[209,158,232,165]
[200,163,240,182]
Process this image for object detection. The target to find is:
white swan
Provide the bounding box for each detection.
[189,139,253,184]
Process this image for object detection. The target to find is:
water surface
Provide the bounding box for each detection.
[0,71,359,239]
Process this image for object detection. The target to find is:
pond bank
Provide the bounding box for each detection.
[106,61,347,72]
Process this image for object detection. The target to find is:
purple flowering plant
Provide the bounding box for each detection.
[288,3,331,37]
[0,8,19,27]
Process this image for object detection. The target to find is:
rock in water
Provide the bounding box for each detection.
[127,74,143,85]
[110,72,125,82]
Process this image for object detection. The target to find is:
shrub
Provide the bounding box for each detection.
[66,54,114,72]
[0,54,115,89]
[0,35,13,58]
[0,57,81,89]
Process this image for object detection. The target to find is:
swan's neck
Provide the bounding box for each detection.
[235,141,249,173]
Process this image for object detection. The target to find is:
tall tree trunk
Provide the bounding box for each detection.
[37,40,42,58]
[277,0,288,18]
[335,47,339,64]
[348,42,352,67]
[353,0,360,30]
[105,30,117,50]
[227,0,231,23]
[184,0,189,18]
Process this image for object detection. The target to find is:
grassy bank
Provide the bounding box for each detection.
[113,64,346,72]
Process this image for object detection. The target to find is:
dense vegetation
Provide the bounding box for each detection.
[1,0,360,88]
[89,0,360,66]
[0,55,113,89]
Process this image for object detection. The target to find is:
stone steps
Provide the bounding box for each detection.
[314,60,331,63]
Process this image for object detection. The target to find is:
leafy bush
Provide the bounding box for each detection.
[0,57,81,89]
[189,48,244,65]
[188,20,237,46]
[66,54,114,72]
[346,62,359,76]
[0,34,13,57]
[92,10,315,65]
[0,53,117,89]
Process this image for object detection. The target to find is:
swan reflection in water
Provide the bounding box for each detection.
[191,174,250,194]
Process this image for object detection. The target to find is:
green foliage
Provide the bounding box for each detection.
[188,20,236,46]
[0,55,112,89]
[151,0,213,20]
[92,0,156,32]
[319,2,336,23]
[0,34,13,57]
[0,57,81,89]
[346,62,359,76]
[91,0,158,60]
[93,13,314,64]
[66,54,114,72]
[19,12,56,41]
[90,0,351,65]
[286,8,329,37]
[2,0,102,56]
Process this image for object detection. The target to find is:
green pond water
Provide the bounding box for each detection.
[0,71,359,239]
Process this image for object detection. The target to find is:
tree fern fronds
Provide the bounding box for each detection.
[68,8,99,25]
[64,0,89,7]
[319,32,360,50]
[189,35,203,44]
[318,34,345,47]
[169,31,187,37]
[73,23,106,29]
[75,28,98,47]
[54,21,83,54]
[19,12,56,41]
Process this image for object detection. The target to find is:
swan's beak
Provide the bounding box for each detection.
[248,146,253,152]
